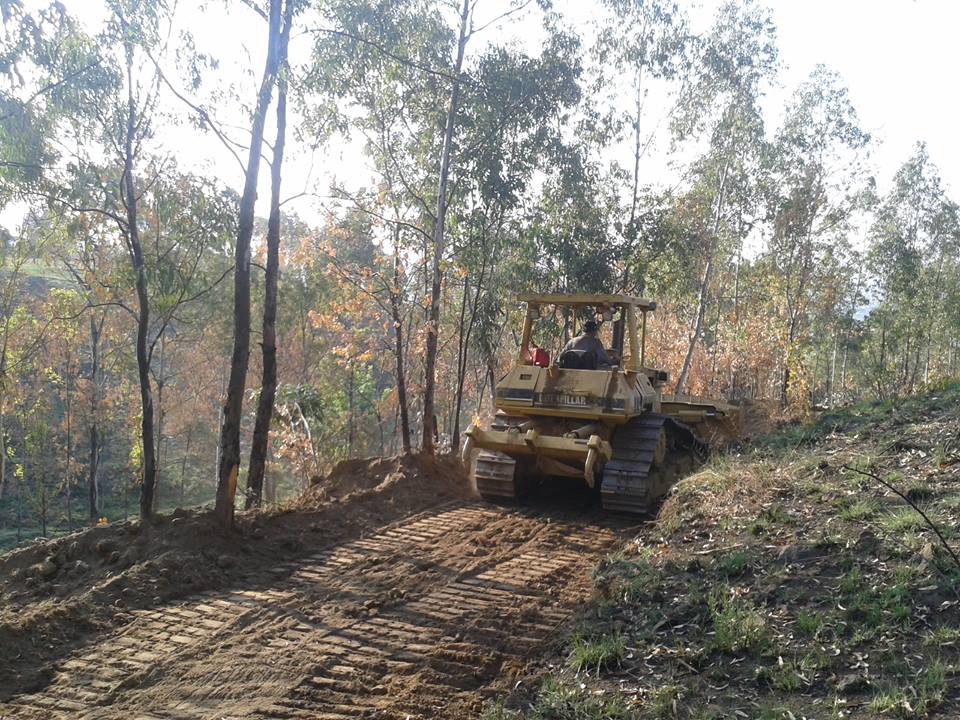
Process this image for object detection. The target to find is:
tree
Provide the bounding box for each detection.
[215,0,287,526]
[593,0,688,291]
[866,144,960,398]
[670,0,777,395]
[763,65,870,406]
[246,0,296,509]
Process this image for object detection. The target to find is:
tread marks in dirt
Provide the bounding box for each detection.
[0,504,622,719]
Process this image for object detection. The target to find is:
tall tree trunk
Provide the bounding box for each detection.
[780,312,800,408]
[676,254,713,395]
[347,363,355,457]
[421,0,470,455]
[88,315,101,525]
[180,427,192,508]
[675,159,729,395]
[0,411,6,505]
[215,0,283,526]
[619,70,644,292]
[246,8,291,509]
[16,467,21,542]
[40,473,47,538]
[728,240,743,397]
[374,401,385,456]
[451,276,470,450]
[64,389,72,530]
[120,38,158,521]
[390,244,411,453]
[840,343,849,399]
[153,332,165,514]
[828,329,838,408]
[451,249,487,450]
[877,320,888,400]
[214,365,225,481]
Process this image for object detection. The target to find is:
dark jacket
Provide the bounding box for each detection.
[561,333,611,365]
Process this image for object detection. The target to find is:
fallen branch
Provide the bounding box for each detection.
[841,463,960,571]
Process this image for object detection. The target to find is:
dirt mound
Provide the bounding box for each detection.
[0,452,474,701]
[307,452,472,505]
[739,397,777,439]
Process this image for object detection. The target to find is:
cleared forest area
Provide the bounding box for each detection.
[2,386,959,718]
[2,0,960,717]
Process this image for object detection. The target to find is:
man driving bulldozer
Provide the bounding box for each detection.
[560,320,613,367]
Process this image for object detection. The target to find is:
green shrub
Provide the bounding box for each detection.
[531,676,634,719]
[568,632,626,674]
[716,550,750,578]
[708,591,770,654]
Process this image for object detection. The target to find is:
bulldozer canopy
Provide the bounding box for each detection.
[517,293,657,311]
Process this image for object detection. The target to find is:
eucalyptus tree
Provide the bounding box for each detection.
[8,0,239,520]
[670,0,777,395]
[867,144,960,397]
[0,235,47,507]
[444,30,582,447]
[307,0,464,453]
[305,0,443,449]
[309,0,580,454]
[214,0,294,525]
[592,0,689,291]
[762,66,870,405]
[246,0,298,509]
[0,2,105,206]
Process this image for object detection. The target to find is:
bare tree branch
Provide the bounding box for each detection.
[466,0,533,39]
[842,463,960,571]
[142,49,247,173]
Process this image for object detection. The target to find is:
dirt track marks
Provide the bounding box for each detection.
[0,503,623,719]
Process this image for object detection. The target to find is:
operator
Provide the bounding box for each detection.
[561,320,612,366]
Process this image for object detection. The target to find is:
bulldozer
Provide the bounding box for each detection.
[461,294,741,514]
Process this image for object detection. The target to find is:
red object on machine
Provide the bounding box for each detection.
[524,346,550,368]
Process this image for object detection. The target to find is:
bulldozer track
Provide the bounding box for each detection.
[601,413,706,514]
[473,415,531,502]
[0,502,624,719]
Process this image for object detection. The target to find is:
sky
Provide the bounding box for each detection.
[7,0,960,230]
[764,0,959,193]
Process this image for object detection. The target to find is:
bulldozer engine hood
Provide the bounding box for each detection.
[494,365,659,422]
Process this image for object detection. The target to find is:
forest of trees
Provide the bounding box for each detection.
[0,0,958,544]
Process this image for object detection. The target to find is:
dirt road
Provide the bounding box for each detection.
[0,500,628,719]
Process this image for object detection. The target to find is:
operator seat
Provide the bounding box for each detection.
[558,349,598,370]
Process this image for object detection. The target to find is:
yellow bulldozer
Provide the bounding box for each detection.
[461,293,741,514]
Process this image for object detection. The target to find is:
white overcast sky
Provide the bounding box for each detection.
[764,0,958,192]
[10,0,960,229]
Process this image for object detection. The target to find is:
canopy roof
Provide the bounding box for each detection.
[517,293,657,311]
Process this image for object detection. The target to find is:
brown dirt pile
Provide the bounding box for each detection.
[306,451,471,506]
[739,397,777,439]
[0,452,473,701]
